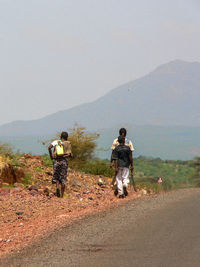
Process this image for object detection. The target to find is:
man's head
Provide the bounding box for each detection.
[119,128,127,137]
[118,135,125,144]
[60,131,68,141]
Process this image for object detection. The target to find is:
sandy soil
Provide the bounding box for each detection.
[0,174,143,258]
[2,189,199,267]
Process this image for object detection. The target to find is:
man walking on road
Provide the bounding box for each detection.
[48,132,72,197]
[110,128,135,194]
[112,135,134,198]
[110,128,134,166]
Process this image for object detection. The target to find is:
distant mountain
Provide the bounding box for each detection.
[0,59,200,136]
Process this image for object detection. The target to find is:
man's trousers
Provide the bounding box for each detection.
[116,167,129,195]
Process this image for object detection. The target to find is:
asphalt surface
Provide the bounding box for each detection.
[1,188,200,267]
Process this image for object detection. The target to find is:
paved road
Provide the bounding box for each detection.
[1,188,200,267]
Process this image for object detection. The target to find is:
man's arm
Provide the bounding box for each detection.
[69,143,73,157]
[110,150,115,168]
[110,139,117,168]
[129,140,135,152]
[114,158,119,174]
[112,148,119,172]
[63,153,73,158]
[48,144,54,160]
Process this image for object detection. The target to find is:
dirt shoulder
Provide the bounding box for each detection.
[2,188,199,267]
[0,155,146,258]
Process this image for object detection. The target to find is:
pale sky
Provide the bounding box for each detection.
[0,0,200,125]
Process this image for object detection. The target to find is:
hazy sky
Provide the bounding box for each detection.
[0,0,200,125]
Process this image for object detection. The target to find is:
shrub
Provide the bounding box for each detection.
[35,167,43,173]
[0,142,13,155]
[41,154,53,168]
[23,173,32,185]
[190,157,200,187]
[68,125,98,169]
[10,158,25,168]
[162,179,173,191]
[43,125,99,169]
[81,159,114,177]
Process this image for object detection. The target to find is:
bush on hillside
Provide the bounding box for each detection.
[80,159,114,177]
[190,157,200,186]
[67,125,98,168]
[42,125,99,169]
[0,142,13,156]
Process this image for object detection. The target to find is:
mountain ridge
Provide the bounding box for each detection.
[0,59,200,136]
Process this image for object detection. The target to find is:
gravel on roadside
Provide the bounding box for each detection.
[1,188,200,267]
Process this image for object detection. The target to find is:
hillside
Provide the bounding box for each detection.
[0,151,195,258]
[0,148,195,257]
[0,60,200,136]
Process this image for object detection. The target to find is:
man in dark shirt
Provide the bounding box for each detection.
[110,128,135,196]
[112,135,134,198]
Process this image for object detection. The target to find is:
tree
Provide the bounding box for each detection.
[42,125,98,169]
[190,157,200,186]
[67,125,98,168]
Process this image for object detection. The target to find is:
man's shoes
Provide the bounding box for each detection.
[56,188,61,197]
[119,194,125,199]
[123,186,128,197]
[114,189,118,196]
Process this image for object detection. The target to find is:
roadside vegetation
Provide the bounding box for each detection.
[40,126,196,193]
[189,157,200,186]
[0,126,199,193]
[78,157,194,192]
